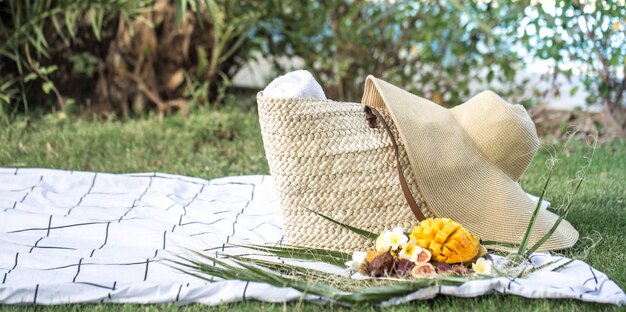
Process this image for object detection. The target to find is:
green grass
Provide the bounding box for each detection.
[0,105,625,311]
[0,106,268,179]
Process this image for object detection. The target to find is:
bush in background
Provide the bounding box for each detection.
[520,0,625,136]
[0,0,623,138]
[263,1,530,105]
[0,0,269,117]
[261,0,624,136]
[0,0,149,115]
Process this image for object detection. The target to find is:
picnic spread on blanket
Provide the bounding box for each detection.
[1,71,625,306]
[0,169,624,306]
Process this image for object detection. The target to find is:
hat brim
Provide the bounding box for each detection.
[361,76,578,251]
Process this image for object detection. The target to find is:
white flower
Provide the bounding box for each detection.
[375,227,408,252]
[345,251,367,271]
[472,257,493,275]
[399,240,422,263]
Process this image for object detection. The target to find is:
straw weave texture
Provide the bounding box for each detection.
[257,94,432,252]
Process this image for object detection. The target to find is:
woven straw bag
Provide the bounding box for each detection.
[257,94,432,252]
[258,74,579,252]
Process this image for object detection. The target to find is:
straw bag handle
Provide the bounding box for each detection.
[364,105,426,222]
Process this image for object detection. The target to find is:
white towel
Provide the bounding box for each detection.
[263,70,326,99]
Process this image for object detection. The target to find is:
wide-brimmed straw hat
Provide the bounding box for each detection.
[361,75,579,251]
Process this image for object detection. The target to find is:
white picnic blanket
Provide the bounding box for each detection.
[0,168,624,306]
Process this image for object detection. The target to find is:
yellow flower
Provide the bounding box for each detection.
[375,227,408,252]
[399,240,422,263]
[472,257,493,275]
[345,251,367,271]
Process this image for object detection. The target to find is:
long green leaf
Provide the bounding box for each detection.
[525,213,566,256]
[225,254,338,280]
[174,0,187,29]
[524,258,563,276]
[526,182,580,256]
[518,168,553,255]
[306,208,379,240]
[217,23,253,63]
[276,244,352,260]
[526,148,590,256]
[25,34,49,57]
[32,21,48,49]
[481,241,520,249]
[64,9,77,38]
[198,253,346,298]
[205,257,357,303]
[231,243,351,267]
[88,8,101,40]
[50,14,69,44]
[550,258,575,273]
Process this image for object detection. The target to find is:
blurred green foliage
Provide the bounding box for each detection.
[262,0,528,104]
[0,0,269,117]
[520,1,625,134]
[0,0,624,130]
[0,0,152,114]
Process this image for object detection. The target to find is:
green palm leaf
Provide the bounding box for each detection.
[305,208,379,240]
[231,243,351,267]
[167,249,492,305]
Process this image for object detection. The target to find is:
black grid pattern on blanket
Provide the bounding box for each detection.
[0,168,624,306]
[0,168,288,305]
